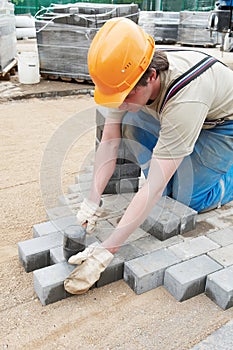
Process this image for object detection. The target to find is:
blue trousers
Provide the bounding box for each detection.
[122,111,233,212]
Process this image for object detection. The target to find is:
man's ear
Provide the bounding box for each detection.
[149,68,157,82]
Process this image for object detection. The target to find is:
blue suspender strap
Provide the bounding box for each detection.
[159,56,218,114]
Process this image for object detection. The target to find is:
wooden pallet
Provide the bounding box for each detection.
[177,41,217,48]
[0,58,17,81]
[41,73,93,84]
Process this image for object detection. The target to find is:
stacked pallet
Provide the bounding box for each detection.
[0,1,17,78]
[15,14,36,39]
[35,2,139,82]
[139,11,180,44]
[178,11,218,46]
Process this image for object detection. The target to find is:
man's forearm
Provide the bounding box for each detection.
[101,156,183,253]
[88,139,120,204]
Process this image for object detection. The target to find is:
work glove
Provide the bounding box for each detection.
[64,242,114,295]
[76,198,103,234]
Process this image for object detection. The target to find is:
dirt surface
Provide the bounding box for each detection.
[1,92,233,350]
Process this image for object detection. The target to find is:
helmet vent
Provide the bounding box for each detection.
[124,62,132,70]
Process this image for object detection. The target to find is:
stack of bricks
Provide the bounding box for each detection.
[96,106,141,195]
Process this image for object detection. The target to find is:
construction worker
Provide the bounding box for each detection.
[64,17,233,294]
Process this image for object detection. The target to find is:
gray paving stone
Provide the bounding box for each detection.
[168,236,220,261]
[110,163,141,180]
[158,196,197,234]
[33,262,75,305]
[50,236,99,265]
[103,179,120,194]
[107,215,123,228]
[75,172,93,184]
[164,255,222,302]
[131,234,183,254]
[50,246,66,264]
[116,243,143,262]
[124,248,181,295]
[140,204,180,241]
[205,266,233,310]
[124,227,149,244]
[33,216,76,237]
[97,243,144,288]
[33,221,59,237]
[103,177,139,195]
[94,220,115,242]
[207,227,233,246]
[205,214,233,230]
[103,194,130,212]
[68,182,91,195]
[208,244,233,267]
[120,178,139,193]
[58,192,83,207]
[96,255,124,288]
[18,232,63,272]
[191,319,233,349]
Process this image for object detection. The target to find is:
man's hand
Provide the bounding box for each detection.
[64,243,114,295]
[77,198,103,234]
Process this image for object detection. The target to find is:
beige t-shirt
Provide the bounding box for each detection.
[104,50,233,159]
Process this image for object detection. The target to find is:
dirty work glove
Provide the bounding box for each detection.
[64,243,114,295]
[76,198,103,234]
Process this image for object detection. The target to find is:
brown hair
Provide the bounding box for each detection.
[136,50,169,87]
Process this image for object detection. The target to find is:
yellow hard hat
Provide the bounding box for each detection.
[88,17,155,108]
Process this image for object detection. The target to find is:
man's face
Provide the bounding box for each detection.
[118,84,152,112]
[118,69,158,112]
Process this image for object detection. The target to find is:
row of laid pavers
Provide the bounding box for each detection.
[18,191,233,308]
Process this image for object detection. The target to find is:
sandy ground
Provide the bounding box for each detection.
[1,94,233,350]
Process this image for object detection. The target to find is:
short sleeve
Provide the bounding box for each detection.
[153,101,209,158]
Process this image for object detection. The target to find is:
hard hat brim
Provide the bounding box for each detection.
[94,84,132,109]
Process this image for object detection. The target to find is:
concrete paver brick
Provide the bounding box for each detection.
[204,214,233,230]
[96,255,124,288]
[205,266,233,310]
[168,236,220,261]
[33,216,76,237]
[158,196,197,234]
[110,164,141,180]
[103,178,139,195]
[58,193,83,207]
[94,220,115,242]
[207,227,233,246]
[97,243,144,288]
[207,244,233,267]
[191,319,233,349]
[33,221,59,237]
[33,262,75,305]
[103,179,120,194]
[131,234,183,254]
[125,227,149,244]
[46,206,76,221]
[164,255,222,302]
[140,205,180,241]
[50,246,66,264]
[120,178,139,193]
[18,232,63,272]
[50,235,99,265]
[68,182,91,195]
[75,172,93,184]
[124,248,181,295]
[115,243,143,262]
[103,193,130,212]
